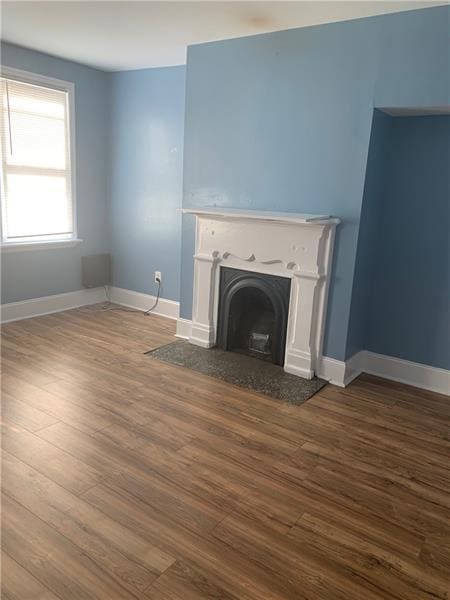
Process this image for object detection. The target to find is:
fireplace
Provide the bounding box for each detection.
[216,267,291,365]
[179,208,340,379]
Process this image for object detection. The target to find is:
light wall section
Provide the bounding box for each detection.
[1,42,110,303]
[109,66,186,301]
[180,6,449,361]
[346,109,391,360]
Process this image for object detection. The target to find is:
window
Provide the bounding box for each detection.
[0,69,78,248]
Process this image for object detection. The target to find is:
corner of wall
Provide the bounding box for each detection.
[345,108,392,360]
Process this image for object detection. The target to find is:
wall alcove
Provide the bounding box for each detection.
[347,106,450,371]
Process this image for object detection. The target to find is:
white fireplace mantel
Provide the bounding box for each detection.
[182,207,337,225]
[182,207,340,379]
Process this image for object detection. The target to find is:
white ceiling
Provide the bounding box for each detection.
[1,1,446,71]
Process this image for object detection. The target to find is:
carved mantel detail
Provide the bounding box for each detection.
[182,208,340,379]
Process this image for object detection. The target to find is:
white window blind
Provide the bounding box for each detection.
[1,75,74,243]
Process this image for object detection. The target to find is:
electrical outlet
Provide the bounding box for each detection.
[154,271,162,284]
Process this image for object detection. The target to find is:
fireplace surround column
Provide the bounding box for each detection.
[284,270,324,378]
[190,252,219,347]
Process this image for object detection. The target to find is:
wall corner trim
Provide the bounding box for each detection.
[108,286,180,320]
[317,352,364,387]
[321,350,449,395]
[175,317,193,339]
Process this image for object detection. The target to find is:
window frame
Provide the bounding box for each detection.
[0,66,81,252]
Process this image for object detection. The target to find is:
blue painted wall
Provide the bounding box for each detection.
[363,116,449,369]
[180,6,449,361]
[1,43,110,303]
[109,66,186,301]
[346,109,391,359]
[1,45,186,305]
[2,8,448,371]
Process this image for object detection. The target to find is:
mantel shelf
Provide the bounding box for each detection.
[181,207,340,226]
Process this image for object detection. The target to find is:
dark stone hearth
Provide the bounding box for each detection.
[146,340,327,405]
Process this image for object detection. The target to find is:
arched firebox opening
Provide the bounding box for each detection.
[216,267,291,366]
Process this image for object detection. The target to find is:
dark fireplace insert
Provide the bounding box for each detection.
[216,267,291,365]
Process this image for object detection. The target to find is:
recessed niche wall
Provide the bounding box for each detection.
[347,109,449,369]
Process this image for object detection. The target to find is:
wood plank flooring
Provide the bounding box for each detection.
[1,306,449,599]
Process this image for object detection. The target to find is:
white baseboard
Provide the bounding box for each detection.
[1,287,105,323]
[316,352,364,387]
[175,318,449,395]
[321,350,449,395]
[175,317,192,339]
[1,286,180,324]
[317,356,346,387]
[108,286,179,320]
[344,351,366,386]
[362,350,449,396]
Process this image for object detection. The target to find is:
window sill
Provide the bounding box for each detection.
[0,238,84,253]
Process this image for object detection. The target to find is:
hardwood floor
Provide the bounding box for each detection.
[1,306,449,599]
